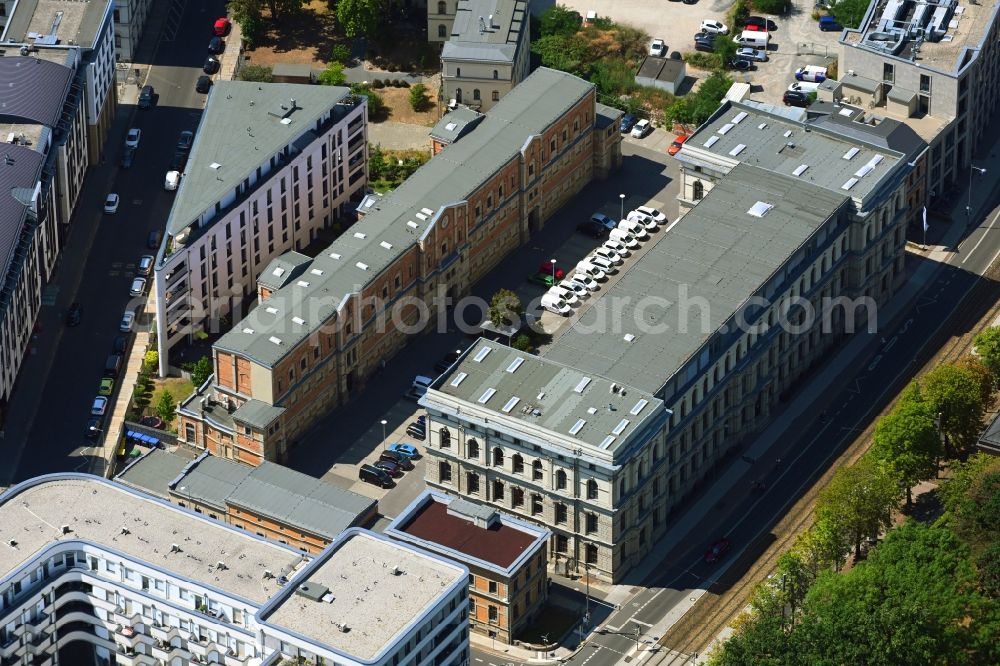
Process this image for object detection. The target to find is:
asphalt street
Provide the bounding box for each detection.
[0,0,226,485]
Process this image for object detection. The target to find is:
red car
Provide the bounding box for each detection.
[213,17,231,37]
[668,135,688,156]
[704,538,732,563]
[538,262,566,280]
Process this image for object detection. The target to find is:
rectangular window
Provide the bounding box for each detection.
[882,63,894,83]
[919,74,931,94]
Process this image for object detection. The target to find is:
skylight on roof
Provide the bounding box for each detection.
[210,162,222,170]
[272,266,286,277]
[612,419,630,435]
[747,201,773,217]
[478,388,497,404]
[587,407,597,414]
[265,307,279,314]
[269,336,282,345]
[407,221,419,228]
[506,357,525,373]
[451,372,468,387]
[839,108,854,117]
[502,397,520,413]
[630,398,649,415]
[729,144,746,157]
[280,118,292,125]
[704,135,720,148]
[624,333,636,343]
[353,232,366,239]
[574,377,592,393]
[732,111,748,124]
[242,327,255,334]
[311,268,323,276]
[356,262,369,270]
[415,213,427,221]
[291,316,305,325]
[380,241,393,250]
[421,208,434,216]
[569,419,586,436]
[329,252,342,260]
[473,346,492,362]
[843,147,860,160]
[870,155,884,167]
[296,280,309,288]
[445,122,457,131]
[758,122,768,130]
[718,123,734,135]
[854,164,875,178]
[600,435,616,449]
[842,177,859,190]
[792,164,809,177]
[783,130,792,138]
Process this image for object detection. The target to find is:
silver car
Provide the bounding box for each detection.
[736,47,768,62]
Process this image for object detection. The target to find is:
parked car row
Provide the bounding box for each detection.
[359,443,420,488]
[196,17,230,94]
[693,16,777,71]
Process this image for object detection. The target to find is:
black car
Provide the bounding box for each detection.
[66,302,82,326]
[374,459,403,478]
[203,57,220,74]
[138,85,155,109]
[434,350,463,373]
[682,0,698,5]
[120,147,135,169]
[619,113,638,133]
[147,230,163,250]
[176,131,194,154]
[196,75,213,94]
[208,37,225,54]
[577,219,611,238]
[170,152,188,172]
[406,423,426,440]
[379,450,414,471]
[740,16,777,31]
[728,58,754,71]
[695,41,716,53]
[86,416,103,439]
[112,335,128,354]
[359,463,393,488]
[783,90,812,108]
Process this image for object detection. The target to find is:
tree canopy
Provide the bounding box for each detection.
[815,456,900,559]
[973,326,1000,384]
[488,289,524,328]
[537,5,582,38]
[919,363,987,452]
[870,385,941,504]
[337,0,380,39]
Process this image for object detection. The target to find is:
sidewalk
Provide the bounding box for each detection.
[469,630,574,664]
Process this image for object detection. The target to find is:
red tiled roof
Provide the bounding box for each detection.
[397,500,537,569]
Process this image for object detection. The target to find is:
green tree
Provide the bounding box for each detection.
[238,64,274,82]
[368,144,386,180]
[318,61,347,86]
[978,542,1000,596]
[155,390,177,423]
[956,354,995,407]
[531,34,588,76]
[870,391,941,505]
[831,0,873,29]
[753,0,788,14]
[142,351,159,375]
[538,5,582,38]
[331,43,353,64]
[265,0,306,21]
[973,326,1000,384]
[939,453,999,535]
[921,363,987,452]
[191,357,214,387]
[229,0,266,46]
[337,0,380,38]
[714,35,737,66]
[408,83,431,112]
[815,456,900,559]
[488,289,524,328]
[351,84,385,118]
[512,334,533,352]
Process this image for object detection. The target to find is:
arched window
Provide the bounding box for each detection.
[532,459,543,480]
[467,438,479,459]
[585,543,598,564]
[456,67,461,77]
[512,454,524,473]
[437,1,446,14]
[493,69,498,79]
[586,479,598,499]
[492,447,504,466]
[473,89,481,101]
[556,469,567,490]
[438,24,447,38]
[692,180,704,201]
[439,427,451,447]
[492,479,504,501]
[455,88,462,102]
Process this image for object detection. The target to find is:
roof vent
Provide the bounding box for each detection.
[292,316,305,325]
[356,262,369,271]
[337,623,351,633]
[269,336,283,345]
[391,566,403,576]
[7,540,17,549]
[242,327,255,334]
[296,280,310,288]
[354,232,367,239]
[610,383,620,394]
[170,543,182,553]
[119,527,129,535]
[263,570,274,579]
[60,525,71,534]
[216,561,227,571]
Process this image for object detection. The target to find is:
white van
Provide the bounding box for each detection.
[609,227,641,248]
[164,170,180,191]
[618,216,649,239]
[787,81,821,93]
[577,261,607,281]
[540,292,572,316]
[733,30,769,48]
[412,375,434,395]
[795,65,827,82]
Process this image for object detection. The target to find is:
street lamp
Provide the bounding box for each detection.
[968,165,987,218]
[380,419,388,451]
[550,258,556,284]
[619,193,626,220]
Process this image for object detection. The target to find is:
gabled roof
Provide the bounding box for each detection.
[430,106,485,143]
[257,251,312,291]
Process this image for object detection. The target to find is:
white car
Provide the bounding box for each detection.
[609,229,641,249]
[104,193,119,214]
[548,285,580,306]
[570,273,599,292]
[540,294,572,316]
[91,397,108,417]
[700,19,729,35]
[650,39,666,57]
[618,217,650,239]
[631,119,651,138]
[626,211,657,232]
[120,310,135,332]
[594,245,623,265]
[576,261,607,282]
[634,205,667,225]
[164,170,180,191]
[588,254,618,274]
[125,128,141,148]
[559,279,590,299]
[604,238,633,257]
[736,47,768,62]
[788,81,821,93]
[129,277,147,297]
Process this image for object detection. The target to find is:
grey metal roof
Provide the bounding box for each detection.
[0,56,73,127]
[443,0,527,64]
[227,462,376,540]
[114,448,200,500]
[544,164,849,395]
[257,252,312,291]
[678,99,904,204]
[232,399,286,429]
[169,455,250,511]
[3,0,111,50]
[839,73,880,94]
[433,338,665,454]
[0,143,43,285]
[636,56,685,84]
[430,107,485,143]
[808,104,926,161]
[165,82,353,236]
[215,67,595,368]
[595,102,623,130]
[887,85,916,104]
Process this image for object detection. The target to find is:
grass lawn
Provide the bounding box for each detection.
[517,604,580,644]
[157,377,195,405]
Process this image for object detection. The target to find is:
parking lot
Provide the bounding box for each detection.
[291,140,680,520]
[548,0,843,105]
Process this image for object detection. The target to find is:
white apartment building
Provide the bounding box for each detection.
[0,474,470,666]
[154,82,368,376]
[838,0,1000,207]
[113,0,153,62]
[441,0,531,110]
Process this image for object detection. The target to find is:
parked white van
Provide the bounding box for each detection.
[576,261,607,281]
[588,254,618,274]
[412,375,434,395]
[787,80,821,93]
[733,30,769,48]
[540,292,572,316]
[609,227,641,248]
[619,216,650,239]
[547,285,579,306]
[794,65,827,82]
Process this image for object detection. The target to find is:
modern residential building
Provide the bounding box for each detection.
[112,0,153,61]
[441,0,531,110]
[424,136,917,579]
[154,82,369,376]
[2,0,119,163]
[115,448,378,553]
[175,67,622,466]
[838,0,1000,208]
[386,489,549,644]
[0,474,469,666]
[428,0,459,43]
